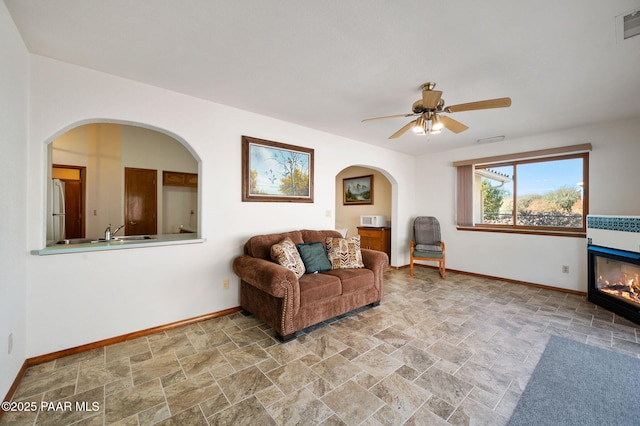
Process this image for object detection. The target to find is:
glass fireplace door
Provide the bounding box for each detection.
[594,255,640,304]
[588,246,640,325]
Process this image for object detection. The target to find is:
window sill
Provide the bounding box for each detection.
[31,234,206,255]
[456,226,586,238]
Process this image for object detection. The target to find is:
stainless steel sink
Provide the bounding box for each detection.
[55,238,95,245]
[112,235,156,242]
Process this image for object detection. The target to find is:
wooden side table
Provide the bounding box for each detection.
[357,226,391,260]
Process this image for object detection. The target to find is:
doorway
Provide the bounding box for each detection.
[125,167,158,235]
[52,165,86,239]
[335,167,392,239]
[335,166,394,265]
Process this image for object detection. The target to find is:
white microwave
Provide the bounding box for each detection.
[360,215,387,228]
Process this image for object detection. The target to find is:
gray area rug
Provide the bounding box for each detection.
[508,335,640,425]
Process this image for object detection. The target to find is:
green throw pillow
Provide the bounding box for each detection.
[296,242,332,274]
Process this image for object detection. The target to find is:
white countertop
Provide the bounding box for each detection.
[31,233,205,255]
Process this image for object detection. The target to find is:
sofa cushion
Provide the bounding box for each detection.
[297,242,332,273]
[326,236,364,269]
[300,229,342,246]
[299,273,342,305]
[270,237,305,279]
[324,268,374,294]
[245,231,304,260]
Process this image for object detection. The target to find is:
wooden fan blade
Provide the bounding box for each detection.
[445,97,511,113]
[362,113,414,122]
[440,116,469,134]
[389,120,417,139]
[422,90,443,109]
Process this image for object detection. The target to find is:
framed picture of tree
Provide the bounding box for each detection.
[343,175,373,205]
[242,136,314,202]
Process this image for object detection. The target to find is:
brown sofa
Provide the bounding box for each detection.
[232,229,388,341]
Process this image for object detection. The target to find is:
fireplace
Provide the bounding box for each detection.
[587,215,640,325]
[588,245,640,325]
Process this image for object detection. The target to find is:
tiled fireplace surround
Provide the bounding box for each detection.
[587,215,640,327]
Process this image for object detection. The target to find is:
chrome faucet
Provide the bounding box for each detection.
[104,224,125,241]
[112,224,125,237]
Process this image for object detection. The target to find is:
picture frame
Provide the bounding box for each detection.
[242,136,314,203]
[343,174,373,205]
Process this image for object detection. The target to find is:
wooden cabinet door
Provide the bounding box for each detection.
[163,171,198,187]
[358,229,377,250]
[64,180,83,238]
[163,171,185,186]
[358,227,391,260]
[125,168,157,235]
[185,173,198,187]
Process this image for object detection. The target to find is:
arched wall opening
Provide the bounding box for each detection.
[335,165,398,266]
[43,119,201,245]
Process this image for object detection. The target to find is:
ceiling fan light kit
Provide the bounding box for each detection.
[431,114,444,131]
[362,82,511,140]
[413,114,426,134]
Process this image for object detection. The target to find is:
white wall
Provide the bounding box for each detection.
[121,125,198,173]
[413,118,640,292]
[24,55,416,358]
[163,186,197,233]
[0,2,29,400]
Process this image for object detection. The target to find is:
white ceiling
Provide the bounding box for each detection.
[5,0,640,155]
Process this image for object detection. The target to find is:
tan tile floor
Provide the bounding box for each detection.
[2,268,639,425]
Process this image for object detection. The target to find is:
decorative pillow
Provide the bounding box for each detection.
[326,236,364,269]
[296,242,332,274]
[270,237,305,279]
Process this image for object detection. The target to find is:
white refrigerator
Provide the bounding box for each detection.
[48,178,66,244]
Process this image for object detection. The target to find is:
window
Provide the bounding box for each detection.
[455,144,590,236]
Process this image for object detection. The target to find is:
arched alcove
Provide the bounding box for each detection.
[45,121,200,245]
[335,165,397,265]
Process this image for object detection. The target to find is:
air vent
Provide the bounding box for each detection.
[476,135,505,144]
[616,9,640,42]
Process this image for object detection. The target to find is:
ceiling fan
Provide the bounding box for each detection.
[362,82,511,139]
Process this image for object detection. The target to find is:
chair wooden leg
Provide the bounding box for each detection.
[410,260,414,276]
[439,260,446,278]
